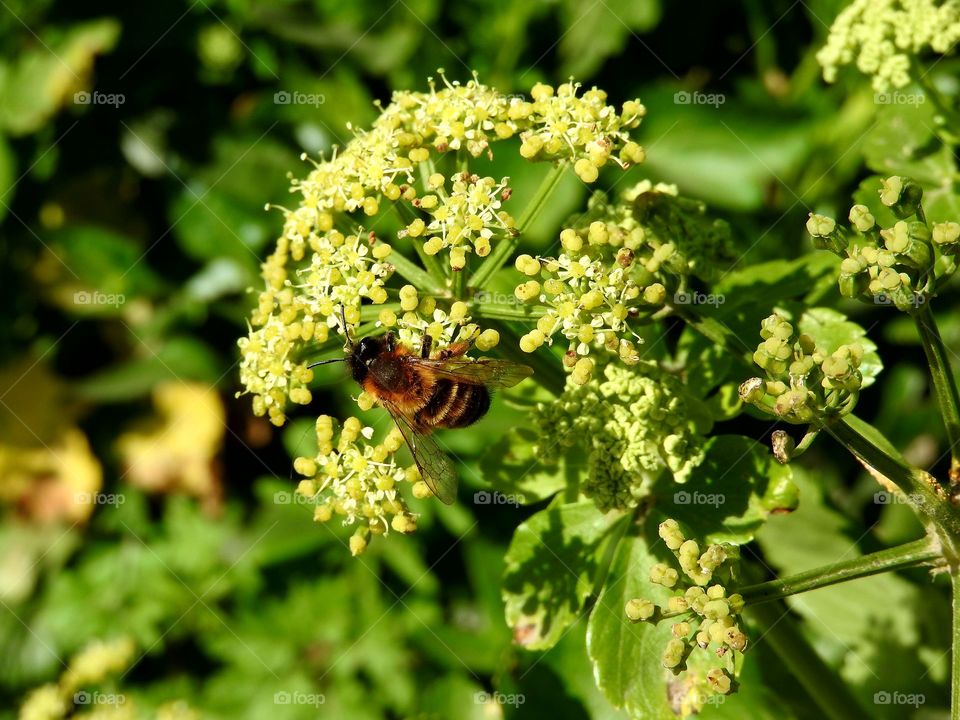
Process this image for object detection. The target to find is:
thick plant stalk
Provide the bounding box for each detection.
[915,304,960,484]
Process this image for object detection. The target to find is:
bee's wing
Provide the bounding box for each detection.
[378,395,458,505]
[415,356,534,388]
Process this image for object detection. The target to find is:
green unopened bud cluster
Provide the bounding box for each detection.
[625,520,744,706]
[515,181,732,382]
[534,362,706,511]
[806,176,960,312]
[740,313,863,423]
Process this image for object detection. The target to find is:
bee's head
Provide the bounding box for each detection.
[348,336,383,382]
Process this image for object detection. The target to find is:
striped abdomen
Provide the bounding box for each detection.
[415,379,490,430]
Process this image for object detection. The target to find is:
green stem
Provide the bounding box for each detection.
[953,573,960,720]
[452,262,468,299]
[471,302,547,322]
[376,240,446,297]
[915,303,960,482]
[488,320,565,395]
[738,538,940,606]
[468,162,567,289]
[827,415,960,540]
[747,601,871,720]
[392,203,449,293]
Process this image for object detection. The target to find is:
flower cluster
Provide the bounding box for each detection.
[533,361,706,511]
[515,81,646,181]
[807,175,959,312]
[515,181,733,382]
[402,171,515,269]
[817,0,960,92]
[293,415,425,556]
[740,313,864,423]
[626,520,744,715]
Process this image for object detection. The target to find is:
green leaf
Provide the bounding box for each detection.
[502,501,626,651]
[0,19,121,135]
[658,435,797,545]
[480,427,569,503]
[586,528,675,719]
[559,0,661,78]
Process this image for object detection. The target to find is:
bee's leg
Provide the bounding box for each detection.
[420,334,432,359]
[385,331,396,352]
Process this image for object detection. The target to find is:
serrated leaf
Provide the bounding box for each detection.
[503,501,626,651]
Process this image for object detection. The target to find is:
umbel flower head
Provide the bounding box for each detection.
[514,181,733,382]
[806,175,959,313]
[817,0,960,92]
[294,415,424,556]
[626,520,745,716]
[238,71,646,427]
[740,313,864,423]
[533,360,707,511]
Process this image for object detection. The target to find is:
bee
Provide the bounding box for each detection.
[309,316,533,504]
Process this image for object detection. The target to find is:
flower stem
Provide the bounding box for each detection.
[826,414,960,541]
[468,162,567,289]
[470,302,546,322]
[953,573,960,720]
[915,303,960,483]
[376,240,446,297]
[486,320,565,395]
[747,600,871,720]
[737,537,940,606]
[392,203,449,293]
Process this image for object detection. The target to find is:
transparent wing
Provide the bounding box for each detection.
[379,396,458,505]
[414,356,534,388]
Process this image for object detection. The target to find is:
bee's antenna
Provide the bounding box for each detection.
[307,357,346,369]
[339,304,353,348]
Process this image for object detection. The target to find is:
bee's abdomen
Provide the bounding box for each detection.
[416,380,490,430]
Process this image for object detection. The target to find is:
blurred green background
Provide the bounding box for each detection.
[1,0,955,717]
